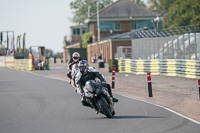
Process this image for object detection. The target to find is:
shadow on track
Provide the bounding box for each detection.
[112,115,165,119]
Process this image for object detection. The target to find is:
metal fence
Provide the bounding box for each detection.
[115,46,132,59]
[132,33,200,60]
[115,25,200,60]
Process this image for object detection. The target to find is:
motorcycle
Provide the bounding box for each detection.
[71,63,82,94]
[83,80,115,118]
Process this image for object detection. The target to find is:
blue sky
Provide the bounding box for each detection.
[0,0,74,53]
[0,0,147,53]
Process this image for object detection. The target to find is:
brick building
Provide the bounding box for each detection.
[86,0,165,63]
[63,25,87,63]
[64,0,165,63]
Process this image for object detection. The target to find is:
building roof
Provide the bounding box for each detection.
[70,25,87,29]
[90,0,161,20]
[152,10,167,16]
[100,25,200,41]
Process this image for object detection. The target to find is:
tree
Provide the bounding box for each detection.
[54,52,63,59]
[82,32,92,48]
[70,0,113,24]
[45,49,54,58]
[163,0,200,27]
[147,0,200,27]
[147,0,160,10]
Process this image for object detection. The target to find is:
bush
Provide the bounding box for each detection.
[82,32,92,48]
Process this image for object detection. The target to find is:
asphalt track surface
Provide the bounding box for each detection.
[0,65,200,133]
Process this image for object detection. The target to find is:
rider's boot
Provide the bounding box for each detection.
[112,97,118,103]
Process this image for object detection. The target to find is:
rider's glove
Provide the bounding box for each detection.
[80,89,84,96]
[101,81,107,87]
[81,92,85,99]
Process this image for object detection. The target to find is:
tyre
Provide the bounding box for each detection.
[112,110,115,116]
[96,97,112,118]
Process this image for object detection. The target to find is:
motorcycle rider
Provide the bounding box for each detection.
[67,52,82,80]
[75,60,118,108]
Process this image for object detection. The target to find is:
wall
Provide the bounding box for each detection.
[90,21,132,42]
[70,36,82,44]
[0,56,14,67]
[88,40,112,63]
[88,39,131,63]
[111,39,131,58]
[14,59,32,71]
[121,21,132,32]
[63,43,81,63]
[0,56,5,67]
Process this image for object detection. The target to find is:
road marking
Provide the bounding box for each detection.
[28,71,67,82]
[0,79,42,82]
[27,71,200,125]
[118,94,200,125]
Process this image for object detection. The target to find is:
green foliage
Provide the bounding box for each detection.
[45,49,54,58]
[158,0,175,11]
[82,32,92,48]
[129,0,146,7]
[54,52,63,59]
[147,0,200,28]
[70,0,113,24]
[163,0,200,27]
[147,0,160,10]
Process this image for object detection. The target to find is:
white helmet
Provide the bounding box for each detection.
[72,52,80,62]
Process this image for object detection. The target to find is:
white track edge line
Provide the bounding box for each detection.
[28,71,200,125]
[117,93,200,125]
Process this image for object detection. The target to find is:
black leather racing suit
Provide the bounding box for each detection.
[75,67,113,107]
[75,67,113,97]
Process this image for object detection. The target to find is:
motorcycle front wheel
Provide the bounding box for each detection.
[96,97,113,118]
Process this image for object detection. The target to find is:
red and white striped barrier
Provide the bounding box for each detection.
[147,72,153,97]
[198,79,200,100]
[112,67,116,88]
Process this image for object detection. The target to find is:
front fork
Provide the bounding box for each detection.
[86,98,99,112]
[101,88,113,105]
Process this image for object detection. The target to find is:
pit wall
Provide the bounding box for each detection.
[14,59,33,71]
[117,59,200,79]
[0,56,14,67]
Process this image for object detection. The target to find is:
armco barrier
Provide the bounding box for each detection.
[136,60,145,74]
[125,59,131,73]
[56,58,61,64]
[13,59,32,71]
[150,59,160,75]
[166,59,177,76]
[13,59,50,71]
[117,59,200,79]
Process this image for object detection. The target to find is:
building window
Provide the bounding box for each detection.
[100,21,121,31]
[82,29,86,35]
[73,29,76,35]
[132,20,155,30]
[132,21,137,29]
[77,29,80,35]
[73,28,80,36]
[113,22,120,30]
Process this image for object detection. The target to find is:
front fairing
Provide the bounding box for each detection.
[83,80,102,98]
